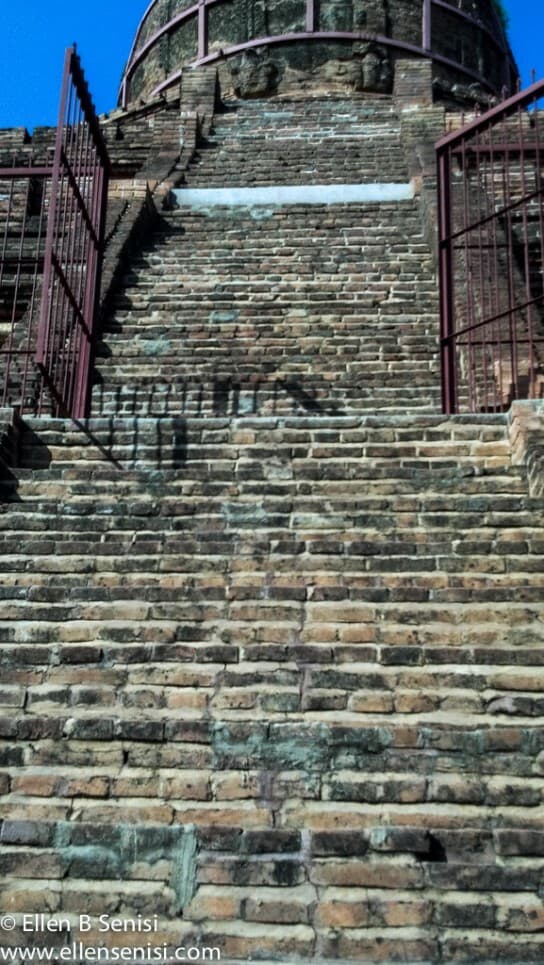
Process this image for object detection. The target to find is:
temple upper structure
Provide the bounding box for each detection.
[120,0,517,106]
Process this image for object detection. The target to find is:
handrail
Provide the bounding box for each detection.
[437,77,544,151]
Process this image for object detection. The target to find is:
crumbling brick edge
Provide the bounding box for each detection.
[508,400,544,497]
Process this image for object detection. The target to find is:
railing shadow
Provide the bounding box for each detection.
[91,376,345,419]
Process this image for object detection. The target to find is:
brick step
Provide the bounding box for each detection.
[3,491,538,516]
[183,167,410,187]
[2,716,544,777]
[101,323,437,337]
[10,478,529,503]
[0,598,541,623]
[13,437,513,459]
[0,572,543,599]
[90,388,441,419]
[10,413,513,464]
[3,494,531,517]
[0,585,542,609]
[1,556,542,584]
[15,413,510,433]
[0,562,540,591]
[0,530,540,557]
[4,688,544,722]
[3,766,544,801]
[11,455,515,478]
[96,349,438,362]
[1,631,542,662]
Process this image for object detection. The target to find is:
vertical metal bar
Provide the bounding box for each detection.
[21,175,47,412]
[306,0,315,33]
[55,75,80,413]
[438,147,457,414]
[0,168,15,288]
[517,98,536,398]
[63,90,89,413]
[198,0,207,60]
[74,159,106,418]
[36,47,73,368]
[474,118,493,411]
[488,120,504,407]
[16,177,33,411]
[459,131,474,410]
[70,105,95,418]
[3,177,30,410]
[422,0,432,51]
[1,174,16,405]
[502,107,519,402]
[533,95,544,398]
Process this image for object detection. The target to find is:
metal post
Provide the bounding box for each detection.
[198,0,207,60]
[35,47,73,370]
[422,0,432,51]
[437,148,457,414]
[306,0,315,33]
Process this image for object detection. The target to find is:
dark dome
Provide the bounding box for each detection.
[120,0,517,106]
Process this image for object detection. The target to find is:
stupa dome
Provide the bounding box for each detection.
[120,0,517,106]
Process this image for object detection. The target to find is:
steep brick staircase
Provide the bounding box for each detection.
[182,97,410,186]
[93,96,439,419]
[1,93,544,964]
[92,202,439,418]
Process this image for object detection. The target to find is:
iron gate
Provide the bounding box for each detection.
[437,79,544,413]
[0,46,109,419]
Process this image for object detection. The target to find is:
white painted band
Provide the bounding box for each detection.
[170,182,415,206]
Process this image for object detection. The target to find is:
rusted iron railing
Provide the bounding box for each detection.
[437,79,544,413]
[0,46,109,419]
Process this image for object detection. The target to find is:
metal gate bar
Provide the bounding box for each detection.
[0,47,109,419]
[36,46,109,419]
[437,79,544,413]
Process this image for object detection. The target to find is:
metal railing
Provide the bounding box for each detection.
[437,79,544,413]
[120,0,515,107]
[0,46,109,419]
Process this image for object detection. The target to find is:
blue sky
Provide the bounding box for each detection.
[0,1,542,131]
